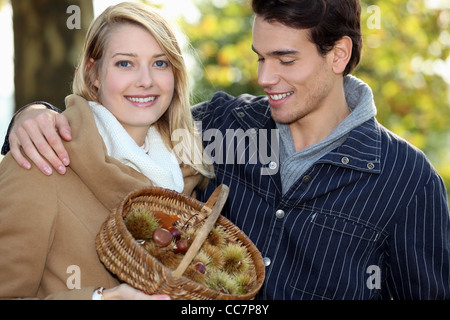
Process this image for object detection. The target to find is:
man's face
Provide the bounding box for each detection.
[252,16,337,126]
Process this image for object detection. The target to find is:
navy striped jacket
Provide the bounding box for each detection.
[192,91,450,300]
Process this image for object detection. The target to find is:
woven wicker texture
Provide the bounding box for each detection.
[96,185,265,300]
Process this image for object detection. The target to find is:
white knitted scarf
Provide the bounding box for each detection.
[89,102,184,193]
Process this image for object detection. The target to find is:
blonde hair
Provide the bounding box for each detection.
[72,2,214,179]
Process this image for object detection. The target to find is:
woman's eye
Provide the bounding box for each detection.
[117,61,131,68]
[154,60,169,68]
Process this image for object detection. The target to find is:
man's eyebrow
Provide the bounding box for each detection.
[251,45,299,57]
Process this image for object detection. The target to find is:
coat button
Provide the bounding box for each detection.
[341,157,350,164]
[263,257,271,267]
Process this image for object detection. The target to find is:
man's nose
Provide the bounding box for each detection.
[258,61,280,88]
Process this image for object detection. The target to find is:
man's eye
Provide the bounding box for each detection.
[280,60,295,66]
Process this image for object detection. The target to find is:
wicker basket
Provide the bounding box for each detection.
[96,185,265,300]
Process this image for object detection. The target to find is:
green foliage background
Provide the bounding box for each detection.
[176,0,450,201]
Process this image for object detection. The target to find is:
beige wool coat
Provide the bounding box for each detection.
[0,95,203,300]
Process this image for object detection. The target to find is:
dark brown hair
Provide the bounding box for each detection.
[252,0,362,76]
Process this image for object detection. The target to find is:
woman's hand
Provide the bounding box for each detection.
[102,283,170,300]
[9,104,72,175]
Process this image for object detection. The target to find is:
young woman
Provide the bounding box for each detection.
[0,2,213,300]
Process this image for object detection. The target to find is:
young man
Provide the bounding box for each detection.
[3,0,449,299]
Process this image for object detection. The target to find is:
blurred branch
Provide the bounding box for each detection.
[11,0,93,111]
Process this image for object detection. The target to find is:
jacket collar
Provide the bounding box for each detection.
[318,118,382,174]
[229,77,382,174]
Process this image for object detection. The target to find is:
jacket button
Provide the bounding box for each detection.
[302,175,312,184]
[263,257,271,267]
[276,209,285,219]
[341,157,350,164]
[269,161,278,170]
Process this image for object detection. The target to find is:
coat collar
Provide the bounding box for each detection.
[63,95,152,211]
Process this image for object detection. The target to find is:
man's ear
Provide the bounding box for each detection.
[87,58,100,89]
[332,36,353,75]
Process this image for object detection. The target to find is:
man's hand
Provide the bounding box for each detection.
[9,104,72,175]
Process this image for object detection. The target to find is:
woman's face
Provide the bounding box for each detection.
[93,23,175,145]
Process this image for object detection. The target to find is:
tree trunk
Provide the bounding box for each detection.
[11,0,93,112]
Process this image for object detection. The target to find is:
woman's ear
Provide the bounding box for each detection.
[87,58,100,89]
[332,36,353,75]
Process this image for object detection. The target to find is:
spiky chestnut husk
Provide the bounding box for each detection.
[206,227,227,248]
[157,249,182,270]
[144,240,182,270]
[124,207,161,240]
[201,243,224,269]
[182,226,199,246]
[222,243,250,275]
[183,250,210,285]
[235,273,253,294]
[184,262,207,285]
[205,270,239,295]
[183,249,211,285]
[194,250,212,266]
[143,240,159,256]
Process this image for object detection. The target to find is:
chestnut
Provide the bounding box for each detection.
[173,239,189,254]
[194,262,206,274]
[152,228,173,247]
[168,227,182,241]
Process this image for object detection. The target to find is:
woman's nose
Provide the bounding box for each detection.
[136,67,153,88]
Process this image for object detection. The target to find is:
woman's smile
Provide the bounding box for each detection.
[125,95,158,107]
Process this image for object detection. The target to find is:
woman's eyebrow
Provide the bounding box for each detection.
[112,52,137,58]
[112,52,167,58]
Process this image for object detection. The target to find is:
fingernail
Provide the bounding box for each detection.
[62,130,72,139]
[22,162,31,170]
[57,166,66,174]
[62,158,70,166]
[43,166,52,175]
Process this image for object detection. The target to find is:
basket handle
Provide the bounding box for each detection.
[171,184,229,280]
[201,184,226,214]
